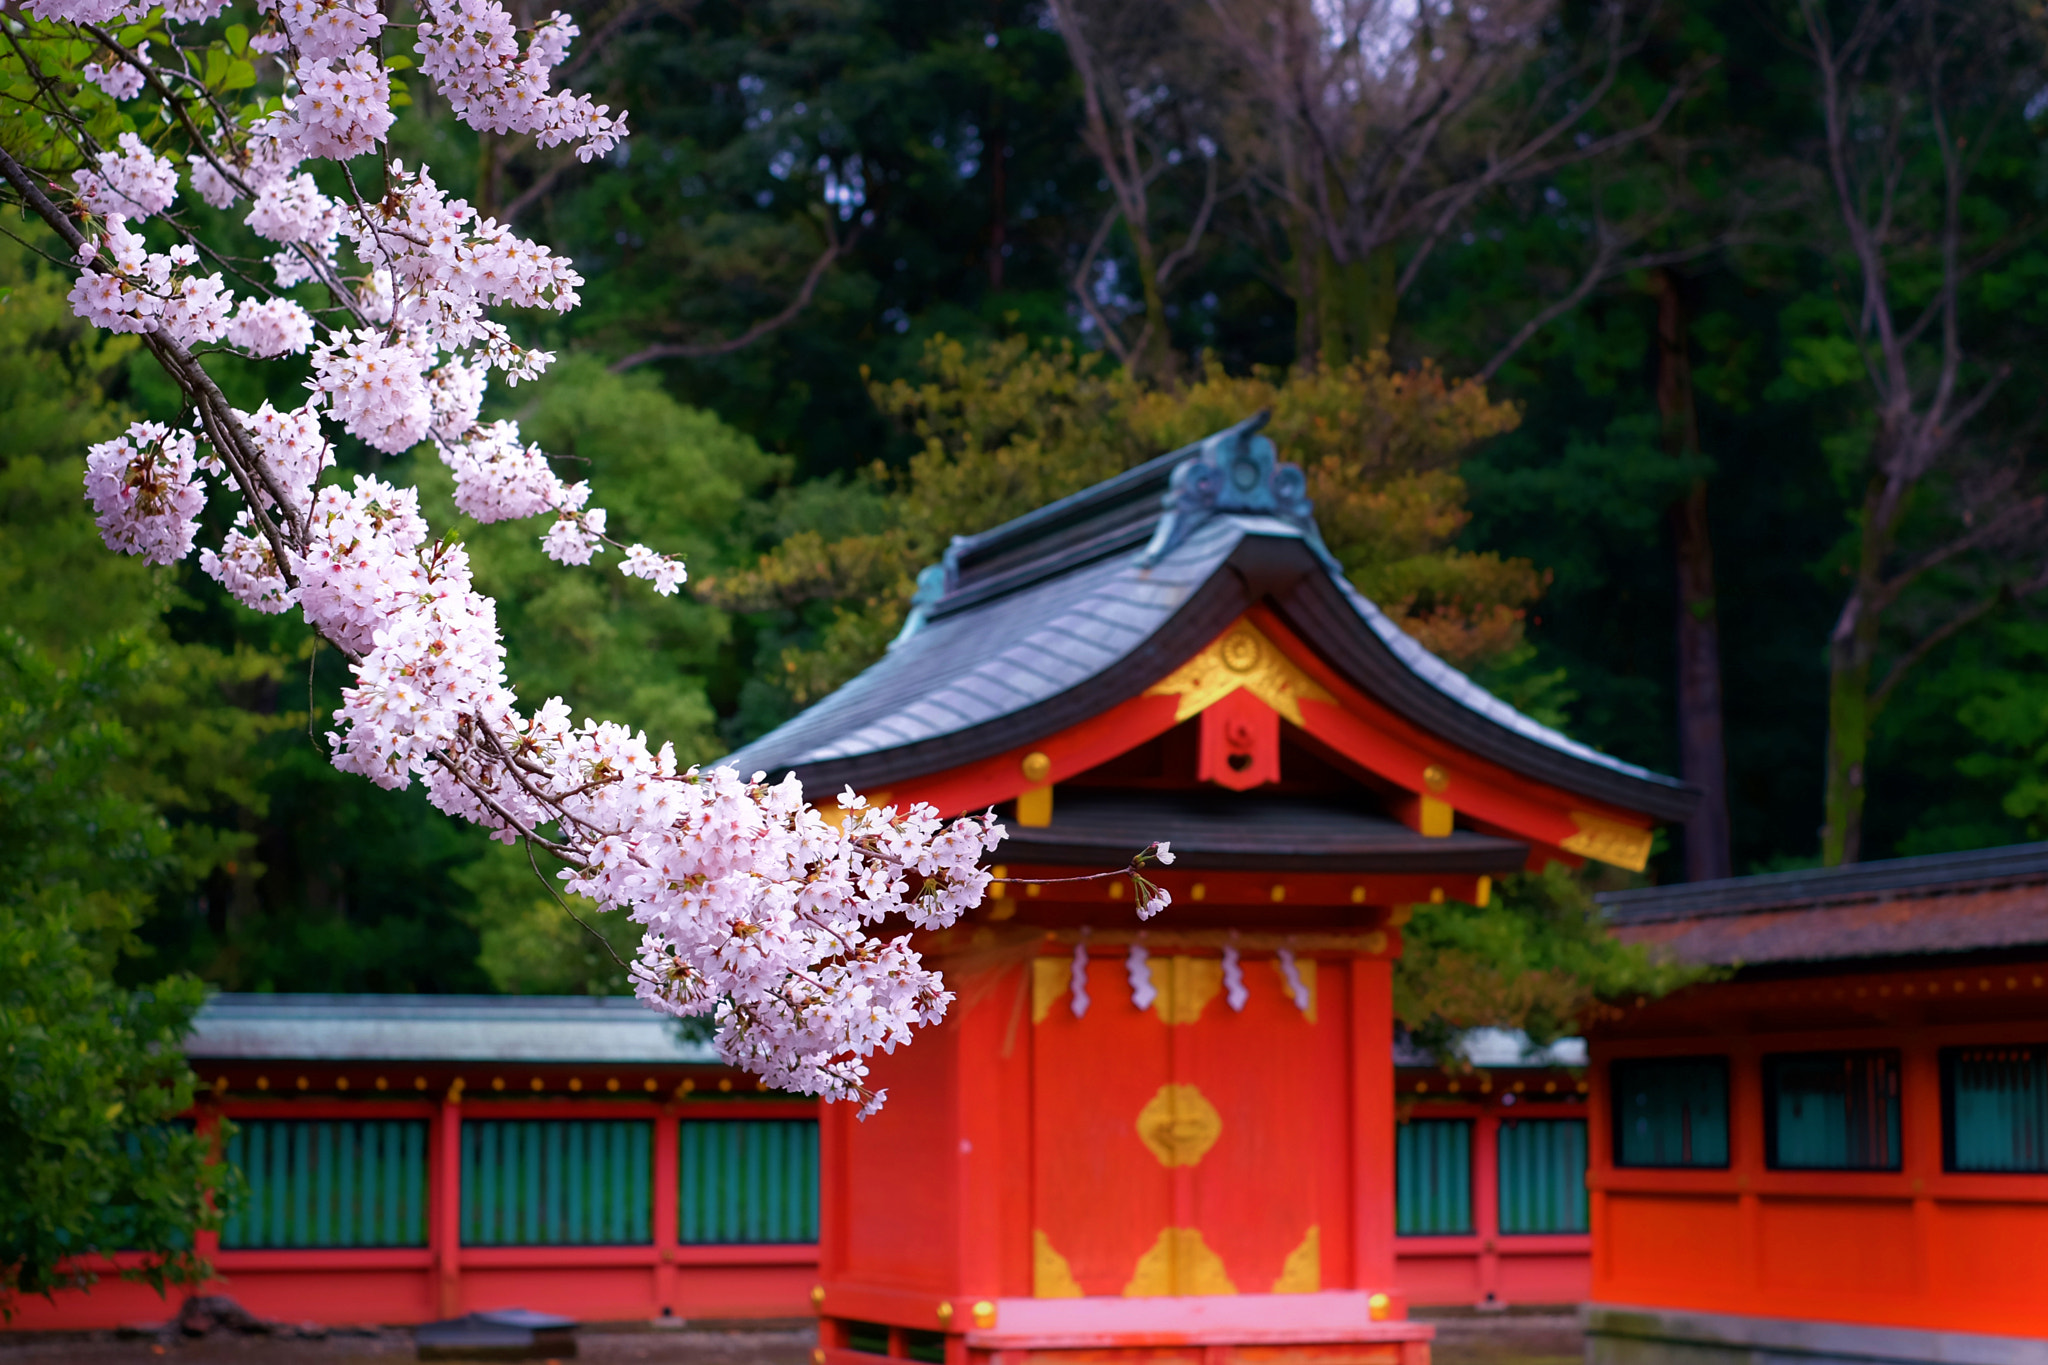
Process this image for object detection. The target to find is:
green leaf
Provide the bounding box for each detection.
[383,53,413,70]
[225,23,249,54]
[222,58,255,92]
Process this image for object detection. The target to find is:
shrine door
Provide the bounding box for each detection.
[1029,951,1353,1298]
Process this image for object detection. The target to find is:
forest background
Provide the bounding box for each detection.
[8,0,2048,1036]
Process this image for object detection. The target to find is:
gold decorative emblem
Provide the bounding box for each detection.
[1033,1229,1085,1298]
[1272,1225,1320,1293]
[1136,1082,1223,1167]
[1560,810,1653,872]
[1147,956,1223,1025]
[1020,751,1052,782]
[1145,619,1334,726]
[1123,1227,1236,1297]
[1422,763,1449,793]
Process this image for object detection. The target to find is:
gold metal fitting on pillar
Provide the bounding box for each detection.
[971,1301,997,1329]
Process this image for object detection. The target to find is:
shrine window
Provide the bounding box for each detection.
[461,1119,652,1245]
[1764,1050,1901,1171]
[223,1119,428,1248]
[1944,1045,2048,1173]
[1611,1056,1728,1168]
[678,1118,819,1243]
[1396,1118,1472,1235]
[1497,1118,1587,1233]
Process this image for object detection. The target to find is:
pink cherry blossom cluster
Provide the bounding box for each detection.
[18,0,1171,1107]
[74,133,179,219]
[245,172,343,244]
[228,296,317,356]
[620,543,688,596]
[439,421,588,523]
[415,0,626,161]
[83,54,146,100]
[541,507,606,565]
[287,51,394,159]
[310,329,438,454]
[83,422,207,566]
[272,472,1003,1107]
[263,0,386,61]
[200,512,298,613]
[69,218,231,345]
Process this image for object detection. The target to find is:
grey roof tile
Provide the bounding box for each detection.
[720,422,1693,820]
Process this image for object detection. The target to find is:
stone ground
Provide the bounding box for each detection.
[0,1312,1582,1365]
[1417,1309,1583,1365]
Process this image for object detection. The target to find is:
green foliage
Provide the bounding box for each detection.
[710,335,1537,726]
[1393,866,1714,1053]
[0,633,229,1308]
[458,843,640,997]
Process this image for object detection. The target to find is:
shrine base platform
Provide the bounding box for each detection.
[1584,1305,2048,1365]
[822,1294,1433,1365]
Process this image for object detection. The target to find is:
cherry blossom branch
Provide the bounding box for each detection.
[0,0,1168,1113]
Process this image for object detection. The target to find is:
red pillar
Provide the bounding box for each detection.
[1900,1031,1939,1297]
[1728,1044,1763,1293]
[654,1104,680,1313]
[435,1091,463,1317]
[1472,1111,1500,1305]
[1351,955,1396,1297]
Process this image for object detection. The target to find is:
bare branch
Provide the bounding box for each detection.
[608,220,856,372]
[1476,219,1621,382]
[1870,568,2048,716]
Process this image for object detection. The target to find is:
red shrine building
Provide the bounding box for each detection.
[1582,843,2048,1365]
[716,414,1695,1364]
[9,416,1689,1339]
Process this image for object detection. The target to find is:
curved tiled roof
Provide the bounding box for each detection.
[723,416,1696,823]
[188,993,719,1064]
[1598,842,2048,967]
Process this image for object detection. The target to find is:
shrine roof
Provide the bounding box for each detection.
[186,994,719,1064]
[999,788,1527,873]
[1597,841,2048,966]
[722,414,1695,823]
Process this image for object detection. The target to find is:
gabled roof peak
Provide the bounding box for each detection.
[1138,411,1335,572]
[894,412,1331,646]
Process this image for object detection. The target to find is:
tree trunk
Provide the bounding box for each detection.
[1822,521,1883,866]
[1313,247,1398,367]
[1654,270,1732,882]
[1129,227,1174,380]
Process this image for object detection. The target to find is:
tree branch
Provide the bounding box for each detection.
[608,220,856,372]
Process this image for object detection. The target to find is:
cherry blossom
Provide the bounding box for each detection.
[309,329,436,454]
[4,0,1167,1110]
[227,296,317,356]
[264,0,386,61]
[83,422,206,566]
[200,513,298,613]
[620,543,688,596]
[74,133,179,220]
[287,51,395,159]
[83,54,146,100]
